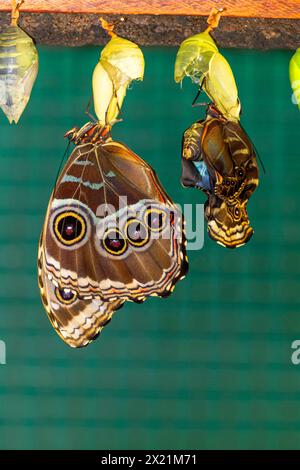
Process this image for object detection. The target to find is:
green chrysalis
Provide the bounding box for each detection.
[174,8,240,121]
[0,0,38,124]
[290,48,300,110]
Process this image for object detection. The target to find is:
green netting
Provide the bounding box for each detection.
[0,46,299,450]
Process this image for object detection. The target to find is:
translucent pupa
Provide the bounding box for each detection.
[174,8,240,121]
[0,0,38,123]
[290,48,300,110]
[92,18,144,127]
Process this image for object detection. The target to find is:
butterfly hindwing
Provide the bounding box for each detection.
[38,240,124,348]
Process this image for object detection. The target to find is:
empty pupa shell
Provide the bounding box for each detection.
[174,31,218,83]
[92,60,128,126]
[93,36,144,126]
[174,30,240,121]
[205,52,240,121]
[289,48,300,109]
[100,36,144,83]
[0,25,38,124]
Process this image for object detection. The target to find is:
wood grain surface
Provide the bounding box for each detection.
[0,0,299,19]
[0,12,298,49]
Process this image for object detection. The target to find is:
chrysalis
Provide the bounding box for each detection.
[290,48,300,110]
[0,0,38,124]
[174,8,240,121]
[92,18,144,126]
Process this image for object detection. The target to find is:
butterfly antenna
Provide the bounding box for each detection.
[53,141,71,195]
[192,88,201,107]
[240,122,266,175]
[192,78,208,107]
[254,142,266,174]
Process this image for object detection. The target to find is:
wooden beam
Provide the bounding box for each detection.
[0,2,299,48]
[0,0,299,19]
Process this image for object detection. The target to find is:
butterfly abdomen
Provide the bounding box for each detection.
[182,122,204,161]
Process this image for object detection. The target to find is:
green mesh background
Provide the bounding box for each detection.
[0,46,299,450]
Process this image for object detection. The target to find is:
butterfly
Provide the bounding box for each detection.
[38,123,188,348]
[181,105,259,248]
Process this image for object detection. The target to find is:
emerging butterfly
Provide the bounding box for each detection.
[181,105,259,248]
[38,19,188,348]
[175,7,259,248]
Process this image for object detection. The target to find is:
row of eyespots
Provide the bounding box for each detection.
[103,218,148,255]
[53,208,168,252]
[53,208,171,303]
[103,209,167,255]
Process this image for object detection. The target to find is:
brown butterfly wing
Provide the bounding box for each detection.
[200,118,258,248]
[38,239,124,348]
[224,121,259,200]
[181,115,259,247]
[40,139,188,346]
[204,195,254,248]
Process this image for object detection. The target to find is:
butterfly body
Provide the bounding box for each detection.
[39,123,188,347]
[181,106,259,248]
